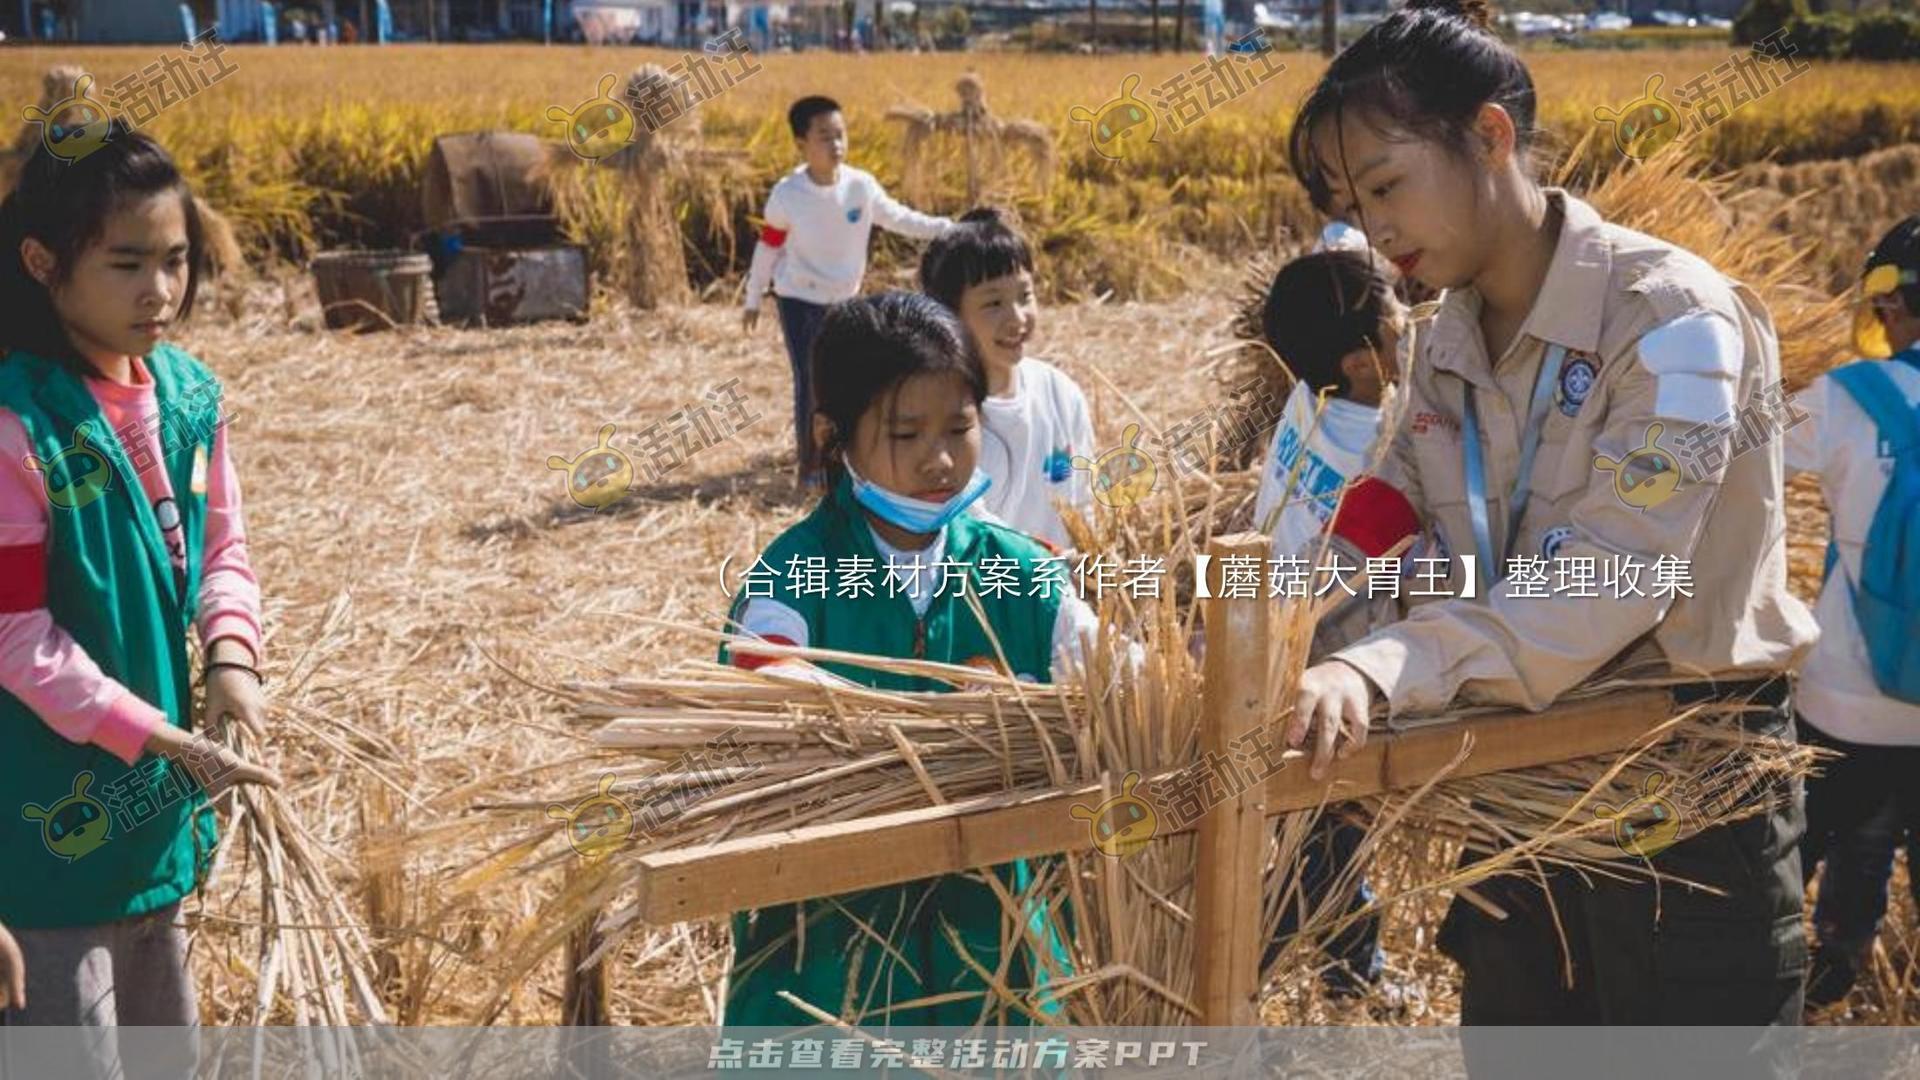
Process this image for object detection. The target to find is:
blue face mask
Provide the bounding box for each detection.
[846,462,993,535]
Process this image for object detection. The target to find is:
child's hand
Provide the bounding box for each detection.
[143,723,283,798]
[204,664,268,741]
[0,921,24,1011]
[1288,660,1373,781]
[742,307,761,333]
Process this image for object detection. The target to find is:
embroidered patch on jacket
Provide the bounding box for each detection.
[1557,352,1599,417]
[1541,524,1575,560]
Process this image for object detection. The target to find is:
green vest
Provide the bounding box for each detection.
[0,344,220,929]
[719,476,1072,1026]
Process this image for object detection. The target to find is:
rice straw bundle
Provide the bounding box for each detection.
[196,719,394,1028]
[458,635,1805,1025]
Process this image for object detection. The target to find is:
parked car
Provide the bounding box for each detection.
[1505,11,1575,36]
[1641,9,1699,27]
[1586,12,1633,31]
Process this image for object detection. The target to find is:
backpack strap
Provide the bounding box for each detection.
[1831,362,1920,459]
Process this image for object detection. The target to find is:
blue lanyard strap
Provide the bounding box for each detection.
[1460,343,1569,593]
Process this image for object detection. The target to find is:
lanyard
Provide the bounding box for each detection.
[1461,343,1568,593]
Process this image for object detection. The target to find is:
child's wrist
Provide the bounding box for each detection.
[204,635,256,668]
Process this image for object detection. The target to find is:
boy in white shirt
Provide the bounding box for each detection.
[1783,215,1920,1009]
[919,208,1096,549]
[743,95,955,488]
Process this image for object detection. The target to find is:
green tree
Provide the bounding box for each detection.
[1734,0,1810,43]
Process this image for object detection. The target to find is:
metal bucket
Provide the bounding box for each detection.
[311,249,437,331]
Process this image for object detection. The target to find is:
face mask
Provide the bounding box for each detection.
[846,462,993,535]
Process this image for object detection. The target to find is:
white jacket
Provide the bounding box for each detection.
[743,164,952,310]
[979,358,1096,549]
[1785,359,1920,746]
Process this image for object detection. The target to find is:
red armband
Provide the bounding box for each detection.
[731,634,797,671]
[1331,478,1420,559]
[759,225,788,248]
[0,543,47,611]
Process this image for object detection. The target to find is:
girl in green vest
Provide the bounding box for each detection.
[718,290,1086,1028]
[0,124,281,1050]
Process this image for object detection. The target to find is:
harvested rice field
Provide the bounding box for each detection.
[7,39,1920,1036]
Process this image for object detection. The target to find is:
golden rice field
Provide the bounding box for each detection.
[6,44,1920,300]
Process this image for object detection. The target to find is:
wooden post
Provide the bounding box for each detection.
[562,872,612,1027]
[1190,533,1271,1026]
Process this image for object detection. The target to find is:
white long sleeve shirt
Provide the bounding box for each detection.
[979,358,1096,549]
[1784,359,1920,746]
[743,164,953,310]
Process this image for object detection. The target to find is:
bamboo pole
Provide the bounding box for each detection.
[1191,533,1271,1025]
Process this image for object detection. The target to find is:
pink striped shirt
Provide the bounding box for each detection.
[0,355,261,765]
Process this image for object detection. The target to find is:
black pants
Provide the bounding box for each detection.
[1439,676,1806,1031]
[1799,718,1920,954]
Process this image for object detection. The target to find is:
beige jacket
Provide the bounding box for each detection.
[1332,190,1818,716]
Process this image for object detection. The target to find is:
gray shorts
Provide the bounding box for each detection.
[1,903,198,1080]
